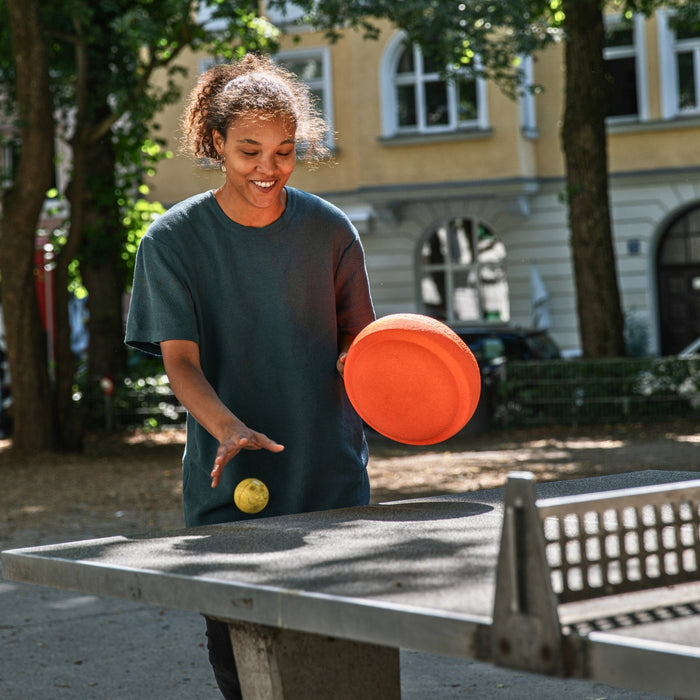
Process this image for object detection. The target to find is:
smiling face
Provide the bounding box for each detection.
[212,112,297,227]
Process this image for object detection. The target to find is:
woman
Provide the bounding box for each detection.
[125,54,375,698]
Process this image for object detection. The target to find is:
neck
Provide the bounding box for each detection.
[214,186,288,227]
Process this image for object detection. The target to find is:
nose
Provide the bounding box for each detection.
[257,152,277,174]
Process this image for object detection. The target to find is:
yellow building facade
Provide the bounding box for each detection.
[148,8,700,357]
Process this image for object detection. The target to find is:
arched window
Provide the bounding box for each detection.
[657,204,700,354]
[380,33,488,138]
[418,217,509,324]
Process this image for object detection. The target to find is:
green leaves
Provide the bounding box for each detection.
[268,0,557,98]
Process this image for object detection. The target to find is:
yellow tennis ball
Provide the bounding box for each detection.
[234,478,269,514]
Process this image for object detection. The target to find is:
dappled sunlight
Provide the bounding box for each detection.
[368,422,700,504]
[525,438,626,450]
[20,505,46,515]
[123,428,186,446]
[48,595,101,610]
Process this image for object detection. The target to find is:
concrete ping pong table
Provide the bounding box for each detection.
[4,469,700,700]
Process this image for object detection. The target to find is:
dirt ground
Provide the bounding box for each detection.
[1,418,698,551]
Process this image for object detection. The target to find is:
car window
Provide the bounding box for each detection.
[500,335,525,361]
[455,328,560,362]
[482,337,505,361]
[526,333,561,359]
[459,335,486,362]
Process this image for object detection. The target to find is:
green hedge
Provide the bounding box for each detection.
[495,356,700,427]
[77,355,700,432]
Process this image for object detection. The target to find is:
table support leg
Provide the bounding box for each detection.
[491,471,563,675]
[228,621,401,700]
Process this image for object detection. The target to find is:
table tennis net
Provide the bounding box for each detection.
[536,480,700,604]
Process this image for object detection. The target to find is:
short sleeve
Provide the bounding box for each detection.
[125,234,199,356]
[335,235,375,338]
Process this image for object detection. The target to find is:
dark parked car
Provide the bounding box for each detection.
[448,323,562,435]
[450,323,562,364]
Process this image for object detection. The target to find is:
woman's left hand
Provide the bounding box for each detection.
[336,351,348,378]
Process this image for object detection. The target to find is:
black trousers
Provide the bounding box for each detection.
[205,616,243,700]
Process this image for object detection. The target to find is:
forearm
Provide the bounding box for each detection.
[162,341,242,443]
[169,365,235,440]
[161,339,284,487]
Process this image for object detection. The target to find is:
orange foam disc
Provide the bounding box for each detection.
[345,314,481,445]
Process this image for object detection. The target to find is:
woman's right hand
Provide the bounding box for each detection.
[161,339,285,488]
[211,423,284,488]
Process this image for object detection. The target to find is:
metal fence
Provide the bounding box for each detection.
[81,356,700,433]
[495,356,700,428]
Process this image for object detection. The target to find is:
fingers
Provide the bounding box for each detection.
[210,460,225,489]
[210,432,284,488]
[336,352,348,378]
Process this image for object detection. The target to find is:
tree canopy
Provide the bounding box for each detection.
[0,0,279,450]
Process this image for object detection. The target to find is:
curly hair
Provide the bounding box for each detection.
[182,54,329,165]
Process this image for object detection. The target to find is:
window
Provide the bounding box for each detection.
[656,205,700,354]
[263,2,306,26]
[275,48,335,150]
[418,217,509,324]
[659,206,700,265]
[675,23,700,112]
[380,33,488,138]
[604,14,648,121]
[659,10,700,118]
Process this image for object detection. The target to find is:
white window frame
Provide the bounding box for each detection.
[199,2,307,31]
[198,47,336,152]
[604,13,649,123]
[658,9,700,119]
[518,55,538,137]
[196,3,228,33]
[379,32,488,139]
[263,2,306,27]
[275,47,335,151]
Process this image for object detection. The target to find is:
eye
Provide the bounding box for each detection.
[241,150,258,157]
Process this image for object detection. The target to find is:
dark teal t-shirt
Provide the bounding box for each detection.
[125,188,375,527]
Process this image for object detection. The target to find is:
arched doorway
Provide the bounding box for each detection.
[657,204,700,355]
[417,216,509,324]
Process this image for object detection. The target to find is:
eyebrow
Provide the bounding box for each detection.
[236,138,295,146]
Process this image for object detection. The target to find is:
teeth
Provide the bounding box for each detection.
[253,181,274,189]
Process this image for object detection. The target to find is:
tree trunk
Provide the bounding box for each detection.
[51,11,92,452]
[53,242,82,450]
[0,0,56,449]
[80,129,128,384]
[561,0,626,358]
